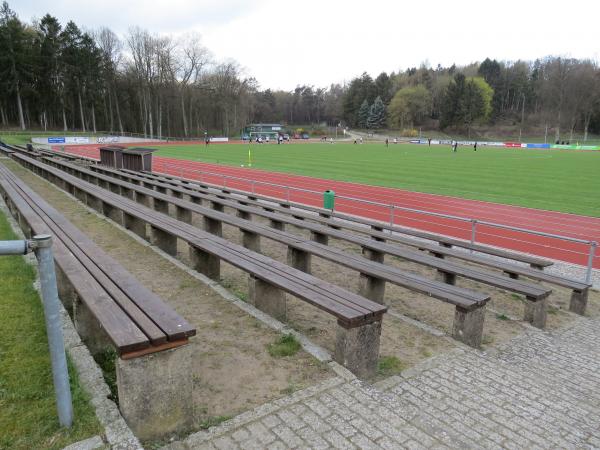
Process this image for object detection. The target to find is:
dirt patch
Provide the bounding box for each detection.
[8,158,598,389]
[2,161,332,432]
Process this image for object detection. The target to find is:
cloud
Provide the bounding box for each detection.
[11,0,600,90]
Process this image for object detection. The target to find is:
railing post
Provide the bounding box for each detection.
[33,234,74,428]
[389,205,395,232]
[223,175,227,189]
[586,241,597,284]
[286,186,290,202]
[252,180,255,195]
[470,219,478,252]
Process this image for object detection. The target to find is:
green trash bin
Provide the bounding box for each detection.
[323,190,335,209]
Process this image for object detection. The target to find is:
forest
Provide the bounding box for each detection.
[1,1,599,140]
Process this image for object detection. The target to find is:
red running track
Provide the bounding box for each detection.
[58,144,600,268]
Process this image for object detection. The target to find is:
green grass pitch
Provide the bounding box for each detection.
[148,142,600,217]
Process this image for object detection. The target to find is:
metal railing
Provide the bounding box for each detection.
[0,235,73,427]
[155,161,598,284]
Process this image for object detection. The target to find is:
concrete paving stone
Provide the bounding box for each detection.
[261,414,282,429]
[230,427,250,442]
[246,420,276,445]
[348,433,380,450]
[271,424,304,448]
[322,429,356,449]
[173,314,600,450]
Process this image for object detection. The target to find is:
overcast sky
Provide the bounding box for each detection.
[13,0,600,90]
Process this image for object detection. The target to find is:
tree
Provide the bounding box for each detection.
[440,73,466,129]
[468,77,493,121]
[0,1,29,129]
[388,85,432,129]
[440,74,492,130]
[367,96,386,129]
[357,99,370,128]
[342,72,376,126]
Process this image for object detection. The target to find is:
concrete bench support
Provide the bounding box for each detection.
[287,247,311,273]
[120,186,134,200]
[210,201,224,213]
[135,192,151,208]
[237,210,251,221]
[176,206,192,224]
[117,345,194,442]
[504,271,519,280]
[155,186,167,194]
[85,193,102,213]
[358,274,386,304]
[109,183,120,194]
[124,213,147,239]
[189,246,220,280]
[248,276,286,322]
[524,297,547,328]
[570,289,588,315]
[73,296,112,356]
[170,190,183,199]
[358,247,386,303]
[73,187,87,203]
[55,265,77,311]
[102,202,124,225]
[452,305,485,348]
[269,219,285,231]
[436,270,457,285]
[311,231,329,245]
[242,230,261,253]
[202,217,222,237]
[153,198,169,215]
[150,226,177,256]
[334,318,381,379]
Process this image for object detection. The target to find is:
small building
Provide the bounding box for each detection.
[122,147,157,172]
[242,123,284,141]
[99,145,126,169]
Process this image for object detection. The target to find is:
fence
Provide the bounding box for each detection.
[0,235,73,427]
[153,161,598,284]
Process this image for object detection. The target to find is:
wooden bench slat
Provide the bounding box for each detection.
[0,170,151,353]
[105,166,580,294]
[82,161,547,300]
[53,157,494,309]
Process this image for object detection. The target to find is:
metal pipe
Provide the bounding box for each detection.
[389,205,395,230]
[0,239,28,255]
[156,164,591,246]
[585,241,597,284]
[470,219,478,253]
[33,234,73,428]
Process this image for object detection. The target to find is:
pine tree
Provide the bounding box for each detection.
[357,99,370,128]
[367,96,386,129]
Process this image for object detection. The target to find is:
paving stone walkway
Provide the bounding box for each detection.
[168,315,600,449]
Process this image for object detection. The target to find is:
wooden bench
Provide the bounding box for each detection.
[97,165,590,318]
[24,154,500,344]
[11,153,389,379]
[129,167,553,269]
[0,162,196,440]
[51,157,559,328]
